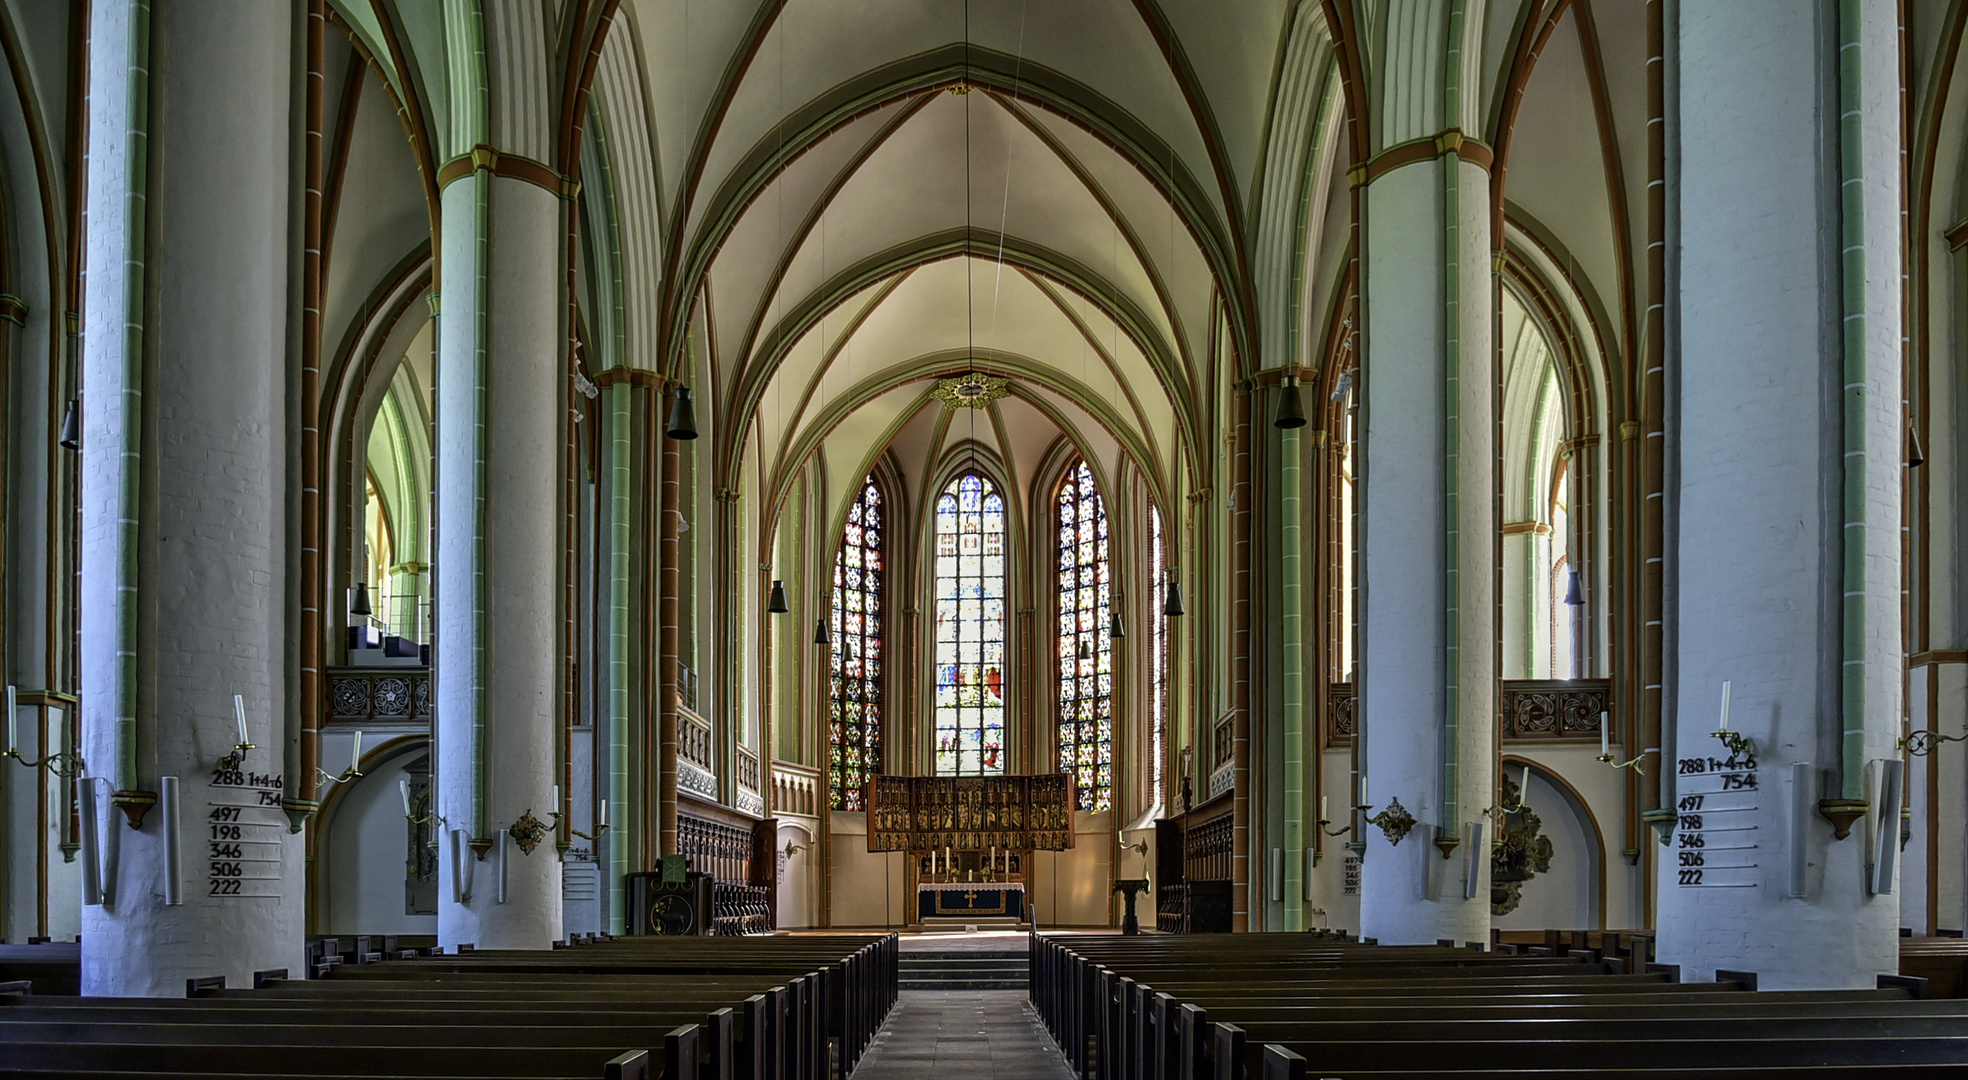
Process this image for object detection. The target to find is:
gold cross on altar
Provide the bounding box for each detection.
[963,891,978,903]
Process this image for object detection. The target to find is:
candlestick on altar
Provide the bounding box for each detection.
[1719,679,1732,732]
[233,694,250,747]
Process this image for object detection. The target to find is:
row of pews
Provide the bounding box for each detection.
[0,932,895,1080]
[1031,932,1968,1079]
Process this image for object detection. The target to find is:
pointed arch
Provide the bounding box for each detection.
[931,470,1010,776]
[1054,459,1114,812]
[828,474,886,811]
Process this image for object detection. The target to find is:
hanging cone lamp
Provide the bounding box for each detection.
[1163,580,1185,618]
[767,579,789,614]
[1109,612,1125,639]
[351,582,373,618]
[666,385,698,440]
[814,618,830,646]
[1274,378,1306,429]
[58,399,80,451]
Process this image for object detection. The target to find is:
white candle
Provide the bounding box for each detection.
[1519,763,1530,797]
[1600,711,1610,756]
[1359,777,1368,805]
[5,684,16,754]
[1719,680,1732,732]
[1320,795,1329,821]
[551,784,560,811]
[400,779,413,816]
[350,730,363,771]
[233,694,249,746]
[599,799,609,827]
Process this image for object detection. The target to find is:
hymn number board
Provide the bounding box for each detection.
[1674,750,1759,888]
[206,764,285,898]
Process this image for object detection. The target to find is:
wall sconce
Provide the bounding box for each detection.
[220,694,255,771]
[399,779,448,830]
[1712,680,1755,758]
[314,730,364,787]
[1482,764,1531,826]
[1317,795,1352,837]
[3,685,84,776]
[1899,725,1968,757]
[1593,712,1655,773]
[569,798,611,842]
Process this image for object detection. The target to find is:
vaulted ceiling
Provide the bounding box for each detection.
[323,0,1660,547]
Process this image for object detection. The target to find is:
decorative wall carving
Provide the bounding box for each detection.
[1491,775,1556,916]
[327,668,432,722]
[1327,679,1610,746]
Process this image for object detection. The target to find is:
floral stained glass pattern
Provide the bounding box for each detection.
[1150,505,1167,810]
[830,479,884,809]
[934,473,1007,776]
[1056,462,1113,812]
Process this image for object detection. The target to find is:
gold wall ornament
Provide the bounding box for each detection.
[1490,777,1555,916]
[1365,796,1417,847]
[933,373,1009,410]
[509,809,551,855]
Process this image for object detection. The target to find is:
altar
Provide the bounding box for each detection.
[918,881,1025,919]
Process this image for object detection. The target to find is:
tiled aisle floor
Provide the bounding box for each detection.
[851,991,1075,1080]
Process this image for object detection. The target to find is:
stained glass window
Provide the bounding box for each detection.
[1056,462,1112,812]
[1150,504,1167,810]
[829,478,884,809]
[934,473,1007,775]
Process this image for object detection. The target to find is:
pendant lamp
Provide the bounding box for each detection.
[1563,571,1584,607]
[1163,580,1185,618]
[1274,378,1306,429]
[814,618,830,646]
[351,582,373,618]
[768,579,789,614]
[666,386,698,440]
[1109,612,1125,639]
[58,399,80,451]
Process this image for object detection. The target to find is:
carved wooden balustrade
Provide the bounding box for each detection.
[1327,679,1612,746]
[326,666,432,722]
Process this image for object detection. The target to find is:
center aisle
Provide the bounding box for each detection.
[850,990,1075,1080]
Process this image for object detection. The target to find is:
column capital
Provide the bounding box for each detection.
[1350,129,1494,188]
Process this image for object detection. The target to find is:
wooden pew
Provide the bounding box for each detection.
[0,932,896,1080]
[1031,933,1968,1080]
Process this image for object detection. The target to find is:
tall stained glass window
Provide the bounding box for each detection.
[1056,462,1113,811]
[829,479,884,809]
[1150,504,1167,809]
[934,473,1007,775]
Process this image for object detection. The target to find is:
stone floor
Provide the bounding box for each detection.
[851,991,1075,1080]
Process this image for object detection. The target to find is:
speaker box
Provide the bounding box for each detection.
[625,870,713,936]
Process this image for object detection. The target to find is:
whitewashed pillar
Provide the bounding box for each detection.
[1659,0,1903,988]
[1357,144,1497,945]
[78,0,301,996]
